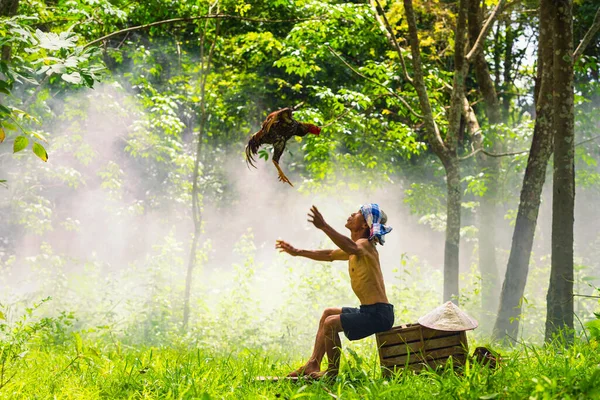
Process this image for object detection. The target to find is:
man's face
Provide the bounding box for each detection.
[346,209,368,231]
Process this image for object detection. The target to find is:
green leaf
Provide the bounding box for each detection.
[588,319,600,328]
[0,127,4,143]
[33,142,48,162]
[586,319,600,340]
[1,121,17,131]
[61,72,82,84]
[81,73,95,88]
[258,149,269,161]
[13,135,28,153]
[0,104,10,116]
[31,131,48,142]
[0,79,10,95]
[0,310,4,320]
[35,29,77,51]
[479,394,499,400]
[73,332,83,354]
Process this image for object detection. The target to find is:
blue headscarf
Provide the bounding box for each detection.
[360,203,392,245]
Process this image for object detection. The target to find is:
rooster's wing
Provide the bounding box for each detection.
[260,108,293,137]
[245,108,294,168]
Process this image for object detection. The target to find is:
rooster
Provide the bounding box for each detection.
[245,107,321,186]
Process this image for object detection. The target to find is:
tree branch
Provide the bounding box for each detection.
[574,6,600,62]
[468,0,502,125]
[466,0,507,62]
[459,134,600,161]
[403,0,445,153]
[291,101,305,111]
[573,294,600,299]
[85,14,326,47]
[320,94,388,128]
[502,0,524,13]
[22,75,49,110]
[459,148,529,160]
[326,45,423,119]
[370,0,413,85]
[321,107,353,128]
[461,95,483,155]
[575,134,600,147]
[459,148,481,160]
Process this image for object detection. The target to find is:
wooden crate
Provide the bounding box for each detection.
[375,323,468,375]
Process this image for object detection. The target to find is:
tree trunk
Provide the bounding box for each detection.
[493,24,501,91]
[0,0,18,14]
[502,18,514,121]
[443,158,461,302]
[546,0,574,343]
[183,13,219,330]
[183,230,200,328]
[493,0,555,341]
[403,0,469,304]
[442,0,468,302]
[467,0,502,314]
[478,186,499,310]
[0,0,19,61]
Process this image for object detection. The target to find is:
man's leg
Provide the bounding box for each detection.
[309,314,343,379]
[288,307,342,377]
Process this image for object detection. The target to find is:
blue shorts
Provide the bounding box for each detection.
[340,303,394,341]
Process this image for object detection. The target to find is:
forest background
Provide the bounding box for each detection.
[1,0,600,398]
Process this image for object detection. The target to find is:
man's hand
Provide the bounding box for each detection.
[308,205,327,230]
[276,240,300,256]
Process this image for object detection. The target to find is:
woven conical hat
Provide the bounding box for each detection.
[417,301,478,331]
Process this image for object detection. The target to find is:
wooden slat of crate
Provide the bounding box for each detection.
[376,323,457,347]
[379,334,464,359]
[381,344,464,367]
[376,324,420,346]
[385,353,467,374]
[376,323,468,375]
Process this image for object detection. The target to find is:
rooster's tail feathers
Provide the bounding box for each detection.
[245,132,261,169]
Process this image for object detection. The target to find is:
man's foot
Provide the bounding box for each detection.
[307,369,338,380]
[287,361,319,377]
[287,366,306,378]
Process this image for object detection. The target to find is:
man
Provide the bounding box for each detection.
[275,203,394,379]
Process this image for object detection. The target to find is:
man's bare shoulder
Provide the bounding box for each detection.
[355,238,376,254]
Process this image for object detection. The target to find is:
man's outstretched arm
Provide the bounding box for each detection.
[308,206,361,255]
[276,240,349,261]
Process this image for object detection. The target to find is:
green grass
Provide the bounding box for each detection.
[2,337,600,399]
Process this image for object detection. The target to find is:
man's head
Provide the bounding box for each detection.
[345,209,371,238]
[357,203,392,245]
